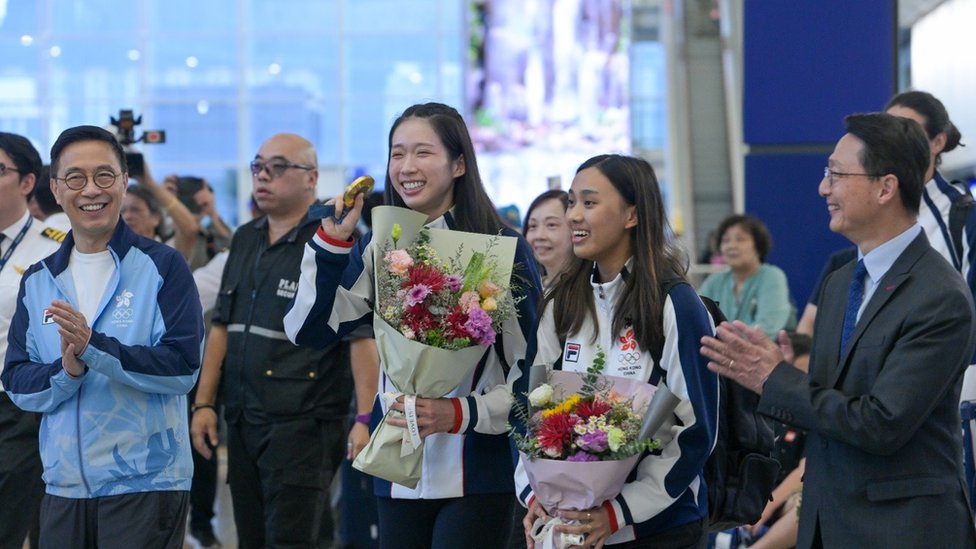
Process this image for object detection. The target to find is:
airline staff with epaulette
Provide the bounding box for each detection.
[0,132,65,547]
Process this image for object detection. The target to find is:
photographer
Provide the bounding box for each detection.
[124,161,199,261]
[166,176,232,270]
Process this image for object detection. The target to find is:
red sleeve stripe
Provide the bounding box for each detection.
[450,398,463,433]
[602,500,619,533]
[315,226,356,249]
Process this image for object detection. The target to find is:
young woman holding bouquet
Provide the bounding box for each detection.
[516,154,720,548]
[284,102,542,549]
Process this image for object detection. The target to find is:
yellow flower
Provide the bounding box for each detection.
[481,297,498,311]
[541,393,581,418]
[391,223,402,244]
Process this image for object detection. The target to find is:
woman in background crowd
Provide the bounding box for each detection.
[698,214,795,339]
[523,189,573,291]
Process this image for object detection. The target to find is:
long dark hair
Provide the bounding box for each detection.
[545,154,686,353]
[886,90,963,168]
[383,103,506,236]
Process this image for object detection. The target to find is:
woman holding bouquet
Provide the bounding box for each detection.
[284,102,542,548]
[516,154,719,548]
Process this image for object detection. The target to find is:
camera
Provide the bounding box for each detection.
[110,110,165,179]
[176,176,205,214]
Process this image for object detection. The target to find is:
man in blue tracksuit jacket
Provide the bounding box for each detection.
[1,125,203,549]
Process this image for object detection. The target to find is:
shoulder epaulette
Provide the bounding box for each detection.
[41,227,67,243]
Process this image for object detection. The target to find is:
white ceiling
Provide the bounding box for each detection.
[900,0,950,27]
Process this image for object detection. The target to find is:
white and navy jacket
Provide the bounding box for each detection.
[1,221,204,498]
[920,172,976,302]
[515,265,719,543]
[284,211,541,499]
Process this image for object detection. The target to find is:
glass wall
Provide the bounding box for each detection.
[0,0,667,227]
[0,0,464,225]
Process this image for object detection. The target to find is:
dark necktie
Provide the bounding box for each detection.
[840,259,867,356]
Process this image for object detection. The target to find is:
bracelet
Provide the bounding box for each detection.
[191,403,216,414]
[355,413,370,425]
[163,195,178,211]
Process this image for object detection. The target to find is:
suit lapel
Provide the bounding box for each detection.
[828,233,928,387]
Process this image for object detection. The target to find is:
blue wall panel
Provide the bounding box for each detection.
[745,153,851,307]
[743,0,896,308]
[743,0,897,145]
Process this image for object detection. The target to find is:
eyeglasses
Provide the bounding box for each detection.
[823,167,883,186]
[56,170,123,190]
[249,160,314,178]
[0,162,22,177]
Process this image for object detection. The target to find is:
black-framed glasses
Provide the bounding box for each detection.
[56,171,123,190]
[823,167,883,186]
[0,162,22,177]
[249,160,314,178]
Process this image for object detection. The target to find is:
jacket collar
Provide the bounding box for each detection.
[44,220,137,277]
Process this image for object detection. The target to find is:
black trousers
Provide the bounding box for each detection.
[187,385,218,533]
[39,491,189,549]
[611,518,708,549]
[0,393,43,548]
[227,416,345,549]
[376,493,515,549]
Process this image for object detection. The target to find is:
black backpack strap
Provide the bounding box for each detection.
[949,182,974,271]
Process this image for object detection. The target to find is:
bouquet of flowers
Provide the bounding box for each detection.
[513,351,661,548]
[375,223,517,350]
[352,206,519,488]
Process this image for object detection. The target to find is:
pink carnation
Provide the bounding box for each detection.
[458,290,481,313]
[385,249,413,276]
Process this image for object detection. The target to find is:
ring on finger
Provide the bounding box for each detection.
[728,359,735,370]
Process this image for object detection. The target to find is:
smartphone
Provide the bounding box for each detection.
[176,176,205,214]
[125,151,145,178]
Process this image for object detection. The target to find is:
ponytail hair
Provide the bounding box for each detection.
[886,90,965,166]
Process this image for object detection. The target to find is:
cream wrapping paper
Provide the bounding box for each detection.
[352,206,518,488]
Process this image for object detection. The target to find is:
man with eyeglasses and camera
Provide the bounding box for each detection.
[0,133,65,549]
[1,125,204,548]
[190,133,352,548]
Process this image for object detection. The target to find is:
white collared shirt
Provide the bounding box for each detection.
[0,211,65,388]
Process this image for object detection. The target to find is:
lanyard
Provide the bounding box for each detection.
[0,216,33,274]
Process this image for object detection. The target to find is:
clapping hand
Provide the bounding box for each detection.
[49,299,90,377]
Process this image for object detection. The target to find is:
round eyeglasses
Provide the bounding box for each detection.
[56,171,123,190]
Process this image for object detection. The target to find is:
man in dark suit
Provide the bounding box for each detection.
[701,112,976,549]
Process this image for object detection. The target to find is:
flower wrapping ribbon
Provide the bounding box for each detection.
[383,392,424,457]
[401,394,423,456]
[530,517,584,549]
